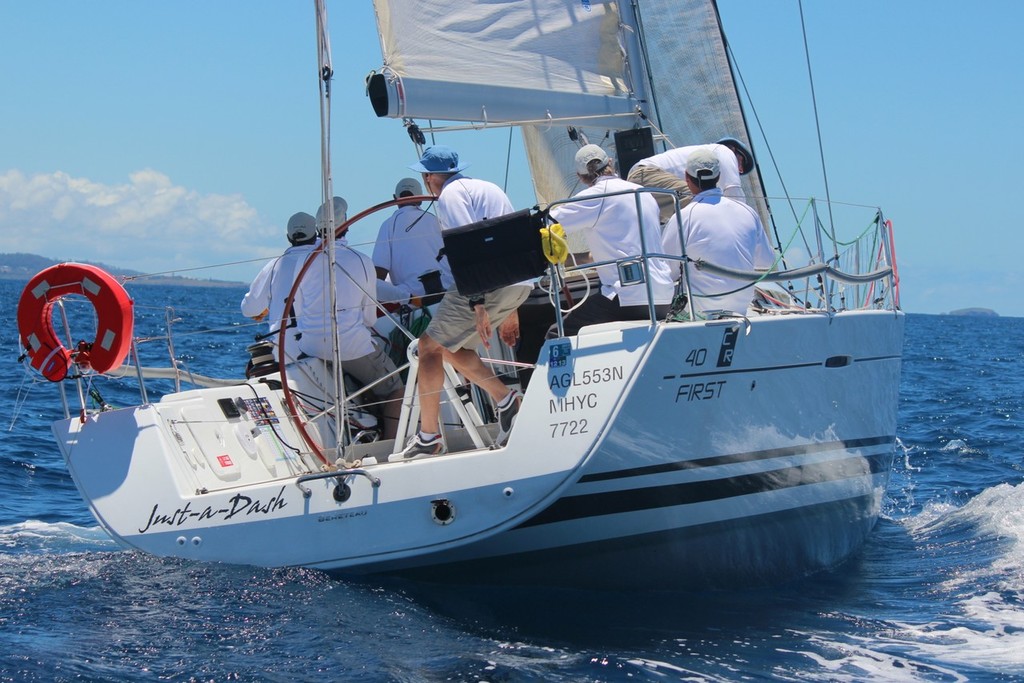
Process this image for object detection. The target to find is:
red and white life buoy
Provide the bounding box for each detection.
[17,263,134,382]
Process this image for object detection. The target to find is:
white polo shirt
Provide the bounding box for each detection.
[241,243,316,334]
[295,239,379,362]
[436,174,514,231]
[372,204,453,297]
[438,174,535,290]
[550,176,675,306]
[661,188,775,314]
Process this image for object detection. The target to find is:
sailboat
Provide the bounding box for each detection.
[17,0,902,589]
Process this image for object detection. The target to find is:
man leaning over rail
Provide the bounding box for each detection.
[628,136,754,225]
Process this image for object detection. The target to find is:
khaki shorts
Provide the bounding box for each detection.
[343,344,404,397]
[427,284,533,351]
[626,164,693,224]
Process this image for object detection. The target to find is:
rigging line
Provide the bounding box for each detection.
[628,0,664,139]
[723,40,798,270]
[502,126,513,194]
[121,256,270,282]
[316,0,348,459]
[798,0,836,240]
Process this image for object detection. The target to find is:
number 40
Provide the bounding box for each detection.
[686,348,707,366]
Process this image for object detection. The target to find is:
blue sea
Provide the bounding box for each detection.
[2,279,1022,682]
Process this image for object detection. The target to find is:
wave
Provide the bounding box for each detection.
[883,482,1024,674]
[907,481,1024,591]
[0,519,117,555]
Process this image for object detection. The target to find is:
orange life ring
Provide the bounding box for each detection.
[17,263,134,382]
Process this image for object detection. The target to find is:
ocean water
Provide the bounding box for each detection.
[2,279,1023,682]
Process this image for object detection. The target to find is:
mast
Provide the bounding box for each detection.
[315,0,346,461]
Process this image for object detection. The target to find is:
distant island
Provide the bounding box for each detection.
[945,307,999,317]
[0,253,245,288]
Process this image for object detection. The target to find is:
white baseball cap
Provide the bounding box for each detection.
[685,146,720,180]
[315,196,349,231]
[286,212,316,241]
[574,144,611,176]
[394,177,422,197]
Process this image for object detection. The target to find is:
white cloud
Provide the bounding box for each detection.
[0,169,278,282]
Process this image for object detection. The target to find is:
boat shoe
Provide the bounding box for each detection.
[496,390,521,447]
[393,432,446,461]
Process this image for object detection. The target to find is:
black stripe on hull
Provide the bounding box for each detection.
[578,436,895,484]
[354,492,884,590]
[659,354,901,382]
[519,441,895,529]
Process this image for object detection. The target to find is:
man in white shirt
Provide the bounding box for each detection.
[240,211,318,361]
[295,196,404,440]
[549,144,675,336]
[372,177,453,305]
[628,136,755,224]
[660,147,776,316]
[396,146,530,460]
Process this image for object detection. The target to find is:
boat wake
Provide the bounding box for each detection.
[0,520,117,555]
[882,481,1024,674]
[906,481,1024,592]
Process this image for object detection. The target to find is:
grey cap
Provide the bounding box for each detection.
[286,212,316,242]
[685,146,721,181]
[394,177,422,197]
[574,144,611,176]
[315,196,349,232]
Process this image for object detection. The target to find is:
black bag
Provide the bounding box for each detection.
[442,209,547,296]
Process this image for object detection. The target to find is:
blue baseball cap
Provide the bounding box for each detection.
[408,145,470,174]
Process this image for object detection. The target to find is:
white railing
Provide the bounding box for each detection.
[543,188,898,331]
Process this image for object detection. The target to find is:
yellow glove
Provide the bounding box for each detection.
[539,222,568,265]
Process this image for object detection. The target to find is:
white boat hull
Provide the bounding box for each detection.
[53,309,902,588]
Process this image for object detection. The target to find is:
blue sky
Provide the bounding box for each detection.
[2,1,1022,316]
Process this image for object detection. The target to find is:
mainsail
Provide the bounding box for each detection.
[368,1,646,127]
[368,0,769,223]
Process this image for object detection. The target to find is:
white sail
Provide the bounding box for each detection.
[369,0,768,226]
[369,0,647,126]
[632,0,770,223]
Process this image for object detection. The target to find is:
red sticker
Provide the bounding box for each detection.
[217,454,234,468]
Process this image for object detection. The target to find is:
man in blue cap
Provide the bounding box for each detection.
[627,136,755,224]
[392,145,531,460]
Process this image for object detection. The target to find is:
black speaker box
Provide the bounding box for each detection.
[443,209,547,296]
[614,127,655,178]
